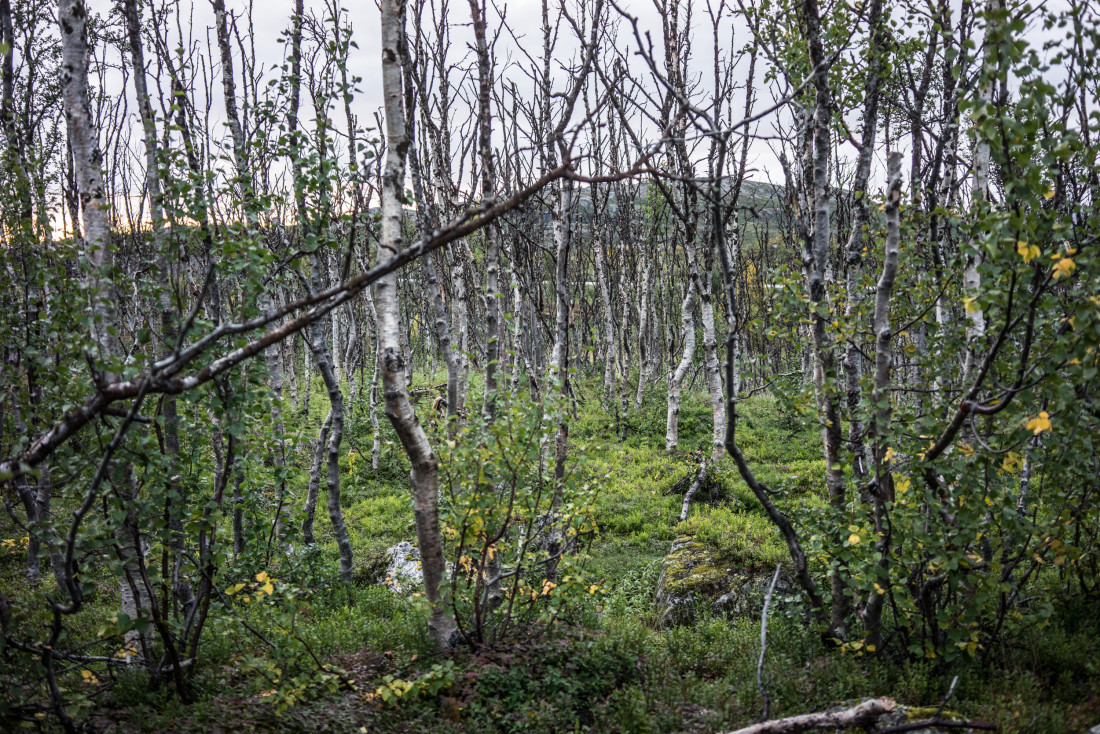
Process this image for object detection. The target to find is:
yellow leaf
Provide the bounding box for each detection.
[884,447,895,461]
[1043,187,1055,199]
[1016,241,1040,263]
[848,534,861,545]
[1053,257,1076,280]
[225,583,246,595]
[262,582,274,595]
[256,571,270,582]
[1025,411,1051,435]
[866,644,877,652]
[963,296,979,314]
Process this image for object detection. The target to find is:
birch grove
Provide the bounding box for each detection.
[1,0,1098,727]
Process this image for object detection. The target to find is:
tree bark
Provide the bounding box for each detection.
[378,0,456,650]
[721,698,896,734]
[634,258,655,410]
[58,0,115,373]
[841,0,885,484]
[666,283,696,452]
[862,152,903,649]
[800,0,849,639]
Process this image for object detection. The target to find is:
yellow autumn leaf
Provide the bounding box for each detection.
[1043,187,1055,199]
[262,581,274,595]
[1026,411,1052,435]
[963,296,979,314]
[1053,257,1075,280]
[848,533,861,545]
[1016,240,1040,263]
[255,571,269,582]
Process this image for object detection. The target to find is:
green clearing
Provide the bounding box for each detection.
[19,377,1088,733]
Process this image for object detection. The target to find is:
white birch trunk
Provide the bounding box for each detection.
[379,0,456,649]
[595,237,617,398]
[962,0,1003,384]
[59,0,115,373]
[633,258,655,410]
[666,285,696,452]
[862,151,903,649]
[695,269,725,461]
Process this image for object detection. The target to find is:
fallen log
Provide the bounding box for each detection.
[876,717,997,732]
[721,697,895,734]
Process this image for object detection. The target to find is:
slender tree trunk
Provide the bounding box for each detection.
[59,0,114,372]
[115,475,155,666]
[595,236,618,399]
[863,152,903,649]
[305,274,353,582]
[301,409,330,548]
[962,0,1003,385]
[453,256,469,415]
[210,0,249,190]
[841,0,884,485]
[695,266,725,461]
[379,0,456,650]
[800,0,849,640]
[666,283,696,452]
[467,0,502,419]
[634,258,654,410]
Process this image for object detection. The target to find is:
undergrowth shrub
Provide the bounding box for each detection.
[435,386,606,645]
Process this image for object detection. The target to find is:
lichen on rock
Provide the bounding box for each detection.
[654,535,793,626]
[381,540,423,593]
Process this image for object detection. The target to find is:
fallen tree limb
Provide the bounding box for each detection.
[722,697,895,734]
[876,719,997,732]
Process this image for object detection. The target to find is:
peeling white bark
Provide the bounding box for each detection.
[379,0,456,649]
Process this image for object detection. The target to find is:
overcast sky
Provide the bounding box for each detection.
[82,0,1083,217]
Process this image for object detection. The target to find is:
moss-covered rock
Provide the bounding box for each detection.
[654,535,793,626]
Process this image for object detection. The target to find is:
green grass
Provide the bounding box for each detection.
[4,374,1099,732]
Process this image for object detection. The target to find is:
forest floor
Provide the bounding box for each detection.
[8,380,1100,733]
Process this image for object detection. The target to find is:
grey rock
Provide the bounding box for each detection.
[655,535,792,626]
[381,541,422,593]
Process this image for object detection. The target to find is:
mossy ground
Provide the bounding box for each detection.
[5,377,1099,732]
